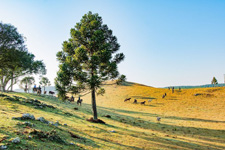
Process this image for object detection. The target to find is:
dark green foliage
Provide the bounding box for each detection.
[97,88,105,96]
[0,22,46,91]
[116,75,126,85]
[55,12,125,119]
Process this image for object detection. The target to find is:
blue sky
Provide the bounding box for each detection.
[0,0,225,87]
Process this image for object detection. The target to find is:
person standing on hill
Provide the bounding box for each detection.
[71,95,74,102]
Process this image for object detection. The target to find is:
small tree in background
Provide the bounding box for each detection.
[19,77,35,93]
[211,77,218,86]
[39,77,51,92]
[56,11,125,120]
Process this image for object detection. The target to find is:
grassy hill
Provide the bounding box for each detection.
[0,82,225,149]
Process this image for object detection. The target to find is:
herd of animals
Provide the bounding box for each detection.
[124,97,148,105]
[122,87,181,121]
[32,87,55,96]
[124,87,181,105]
[32,87,83,106]
[31,86,181,108]
[30,86,181,122]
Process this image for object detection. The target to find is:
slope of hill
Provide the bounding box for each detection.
[0,82,225,149]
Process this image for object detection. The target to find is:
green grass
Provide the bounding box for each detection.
[0,82,225,149]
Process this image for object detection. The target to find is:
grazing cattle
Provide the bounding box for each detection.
[49,91,55,95]
[140,101,146,105]
[133,99,137,104]
[162,94,165,98]
[124,98,131,102]
[148,99,152,103]
[77,99,83,106]
[164,93,167,96]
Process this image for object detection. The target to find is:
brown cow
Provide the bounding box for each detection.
[140,101,146,105]
[49,91,55,95]
[124,98,131,102]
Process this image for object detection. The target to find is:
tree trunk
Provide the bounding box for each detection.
[10,72,13,91]
[1,78,5,92]
[91,88,98,120]
[0,78,3,91]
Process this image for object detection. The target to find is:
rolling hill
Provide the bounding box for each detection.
[0,81,225,149]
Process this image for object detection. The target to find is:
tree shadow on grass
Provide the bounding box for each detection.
[1,93,83,123]
[81,104,225,148]
[14,119,100,149]
[88,134,143,150]
[167,98,178,100]
[80,105,225,149]
[131,96,156,99]
[164,116,225,123]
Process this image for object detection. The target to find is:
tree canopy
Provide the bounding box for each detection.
[55,11,125,120]
[0,22,46,91]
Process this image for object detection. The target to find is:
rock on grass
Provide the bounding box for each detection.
[12,137,21,143]
[0,145,7,149]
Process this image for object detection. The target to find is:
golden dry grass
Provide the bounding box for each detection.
[81,82,225,149]
[0,82,225,149]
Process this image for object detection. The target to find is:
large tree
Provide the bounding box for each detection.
[0,22,46,91]
[56,11,125,120]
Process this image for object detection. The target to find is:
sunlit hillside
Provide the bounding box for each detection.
[0,82,225,149]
